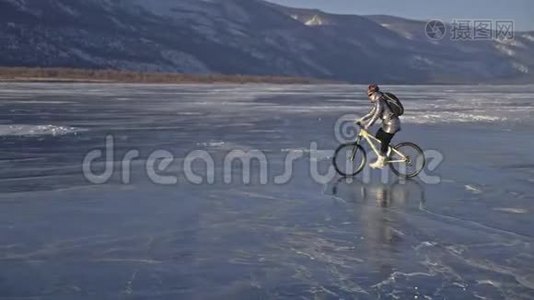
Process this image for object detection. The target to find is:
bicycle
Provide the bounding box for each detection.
[333,124,425,178]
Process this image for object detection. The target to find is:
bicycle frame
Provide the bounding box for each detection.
[356,128,408,163]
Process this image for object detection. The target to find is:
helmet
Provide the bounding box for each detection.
[367,84,380,96]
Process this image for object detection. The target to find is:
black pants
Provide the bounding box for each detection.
[376,128,395,155]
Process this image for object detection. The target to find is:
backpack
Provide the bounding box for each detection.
[383,92,404,117]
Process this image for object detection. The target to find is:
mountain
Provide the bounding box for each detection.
[365,15,534,83]
[0,0,532,83]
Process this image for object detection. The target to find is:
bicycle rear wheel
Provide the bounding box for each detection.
[333,143,367,177]
[389,142,425,178]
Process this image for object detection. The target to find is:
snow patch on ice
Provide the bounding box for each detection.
[281,148,313,154]
[415,241,437,250]
[197,141,225,147]
[465,184,482,194]
[403,113,505,124]
[0,125,85,137]
[492,208,528,214]
[476,279,502,288]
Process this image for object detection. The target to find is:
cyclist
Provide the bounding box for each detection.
[357,84,401,169]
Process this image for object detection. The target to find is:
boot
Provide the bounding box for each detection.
[369,155,387,169]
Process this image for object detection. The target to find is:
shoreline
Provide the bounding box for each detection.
[0,67,531,86]
[0,67,339,85]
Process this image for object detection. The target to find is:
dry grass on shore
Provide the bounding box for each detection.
[0,67,336,84]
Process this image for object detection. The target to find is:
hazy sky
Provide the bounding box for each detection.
[267,0,534,31]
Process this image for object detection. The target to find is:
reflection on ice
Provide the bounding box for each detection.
[329,178,426,209]
[325,178,534,298]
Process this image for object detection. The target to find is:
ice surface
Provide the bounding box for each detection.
[0,83,533,299]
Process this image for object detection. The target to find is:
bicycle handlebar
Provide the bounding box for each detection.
[355,122,369,137]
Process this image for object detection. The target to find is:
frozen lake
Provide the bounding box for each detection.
[0,83,533,299]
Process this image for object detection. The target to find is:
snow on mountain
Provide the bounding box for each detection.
[365,15,534,82]
[523,33,534,42]
[304,15,327,26]
[0,0,532,83]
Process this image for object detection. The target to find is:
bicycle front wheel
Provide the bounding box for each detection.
[333,143,367,177]
[389,142,425,178]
